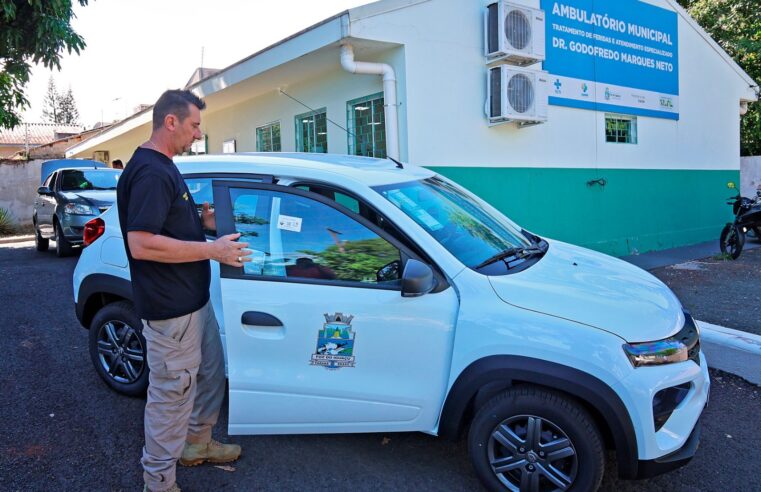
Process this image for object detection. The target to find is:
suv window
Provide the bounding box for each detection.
[229,187,401,286]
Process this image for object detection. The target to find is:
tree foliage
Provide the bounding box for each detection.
[41,76,80,124]
[0,0,89,129]
[677,0,761,155]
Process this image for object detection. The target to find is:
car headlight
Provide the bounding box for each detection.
[63,203,96,215]
[623,313,701,367]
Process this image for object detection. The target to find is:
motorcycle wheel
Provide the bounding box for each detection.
[720,224,745,260]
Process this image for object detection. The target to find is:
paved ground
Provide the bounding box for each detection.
[649,247,761,336]
[0,241,759,491]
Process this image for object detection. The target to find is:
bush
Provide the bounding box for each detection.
[0,208,16,235]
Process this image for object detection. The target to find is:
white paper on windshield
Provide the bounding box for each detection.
[277,215,302,232]
[386,190,443,231]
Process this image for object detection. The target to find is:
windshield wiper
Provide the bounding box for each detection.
[474,246,545,270]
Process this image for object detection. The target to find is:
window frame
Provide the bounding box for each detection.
[255,121,281,152]
[604,113,638,144]
[346,92,386,158]
[294,108,328,153]
[212,180,444,291]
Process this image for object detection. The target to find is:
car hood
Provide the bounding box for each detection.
[61,190,116,208]
[488,240,683,342]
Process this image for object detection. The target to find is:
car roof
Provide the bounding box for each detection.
[173,153,435,187]
[55,167,120,172]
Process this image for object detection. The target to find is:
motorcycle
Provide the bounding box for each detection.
[719,182,761,259]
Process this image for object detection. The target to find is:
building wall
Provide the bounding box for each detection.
[0,159,43,226]
[741,156,761,198]
[346,0,750,254]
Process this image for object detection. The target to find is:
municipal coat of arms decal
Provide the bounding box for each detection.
[310,313,356,370]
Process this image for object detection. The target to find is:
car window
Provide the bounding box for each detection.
[43,172,55,189]
[60,169,120,191]
[229,187,401,286]
[294,185,360,214]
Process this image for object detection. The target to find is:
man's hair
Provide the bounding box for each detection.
[152,90,206,130]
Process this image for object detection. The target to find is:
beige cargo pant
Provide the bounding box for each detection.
[140,300,225,492]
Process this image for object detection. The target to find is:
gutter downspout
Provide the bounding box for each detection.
[340,43,400,161]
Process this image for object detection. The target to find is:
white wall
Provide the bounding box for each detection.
[741,156,761,197]
[0,159,42,226]
[348,0,751,171]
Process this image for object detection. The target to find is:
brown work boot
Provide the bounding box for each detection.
[143,483,181,492]
[179,438,241,467]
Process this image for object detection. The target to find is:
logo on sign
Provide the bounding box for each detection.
[659,97,674,109]
[554,79,562,94]
[581,83,589,97]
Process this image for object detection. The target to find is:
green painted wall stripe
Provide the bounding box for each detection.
[427,167,739,257]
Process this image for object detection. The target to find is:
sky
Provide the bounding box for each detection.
[22,0,371,128]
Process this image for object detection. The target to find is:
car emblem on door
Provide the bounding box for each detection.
[310,312,356,370]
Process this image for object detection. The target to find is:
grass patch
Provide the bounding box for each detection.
[0,208,16,235]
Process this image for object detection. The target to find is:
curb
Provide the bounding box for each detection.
[697,320,761,385]
[0,235,34,245]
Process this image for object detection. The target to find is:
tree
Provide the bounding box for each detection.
[41,77,58,123]
[0,0,89,129]
[58,86,79,124]
[677,0,761,155]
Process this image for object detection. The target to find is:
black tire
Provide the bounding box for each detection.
[88,301,149,397]
[719,224,744,260]
[54,220,74,257]
[468,386,604,492]
[34,222,49,252]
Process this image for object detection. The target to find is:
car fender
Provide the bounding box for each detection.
[438,355,640,479]
[75,273,133,328]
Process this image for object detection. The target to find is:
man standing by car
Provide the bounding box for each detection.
[117,89,251,492]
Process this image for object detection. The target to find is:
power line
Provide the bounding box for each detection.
[278,88,356,139]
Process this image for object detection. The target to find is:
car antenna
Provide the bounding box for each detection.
[387,156,404,169]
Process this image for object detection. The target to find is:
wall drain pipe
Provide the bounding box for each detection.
[340,43,400,161]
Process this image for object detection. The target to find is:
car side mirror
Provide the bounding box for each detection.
[401,259,435,297]
[37,186,52,196]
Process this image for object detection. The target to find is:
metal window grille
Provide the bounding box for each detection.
[295,109,327,153]
[346,93,386,158]
[605,115,638,144]
[256,122,281,152]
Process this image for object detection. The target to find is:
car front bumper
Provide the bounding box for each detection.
[59,213,97,244]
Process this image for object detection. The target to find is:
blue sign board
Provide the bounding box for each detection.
[540,0,680,120]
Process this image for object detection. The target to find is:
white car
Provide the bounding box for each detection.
[73,153,708,491]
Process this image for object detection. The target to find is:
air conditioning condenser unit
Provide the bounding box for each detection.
[486,65,549,125]
[485,1,545,66]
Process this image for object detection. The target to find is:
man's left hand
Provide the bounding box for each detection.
[202,202,216,231]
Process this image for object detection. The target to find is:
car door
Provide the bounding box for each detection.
[213,180,459,435]
[36,172,57,237]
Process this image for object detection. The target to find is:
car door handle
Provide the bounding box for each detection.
[241,311,283,327]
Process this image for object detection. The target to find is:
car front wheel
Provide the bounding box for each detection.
[54,220,74,257]
[468,386,604,492]
[88,301,149,396]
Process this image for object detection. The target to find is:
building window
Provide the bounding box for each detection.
[347,93,386,158]
[223,139,236,153]
[605,114,637,144]
[295,109,327,153]
[256,122,281,152]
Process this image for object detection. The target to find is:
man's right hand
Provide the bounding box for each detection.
[211,233,252,267]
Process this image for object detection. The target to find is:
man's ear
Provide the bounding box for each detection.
[164,114,177,131]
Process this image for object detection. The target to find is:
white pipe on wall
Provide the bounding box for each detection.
[340,44,400,161]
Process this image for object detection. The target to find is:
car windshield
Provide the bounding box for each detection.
[60,169,120,191]
[373,176,535,268]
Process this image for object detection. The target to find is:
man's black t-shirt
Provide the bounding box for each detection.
[117,147,210,320]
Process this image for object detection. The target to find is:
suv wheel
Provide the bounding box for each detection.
[34,222,49,252]
[468,386,604,492]
[54,220,74,257]
[88,301,149,396]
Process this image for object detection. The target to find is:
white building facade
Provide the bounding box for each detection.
[68,0,757,255]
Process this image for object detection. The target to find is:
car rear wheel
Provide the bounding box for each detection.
[88,301,149,396]
[54,220,74,257]
[468,386,604,492]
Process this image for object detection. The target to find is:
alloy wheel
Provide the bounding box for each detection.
[95,320,146,384]
[488,414,578,492]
